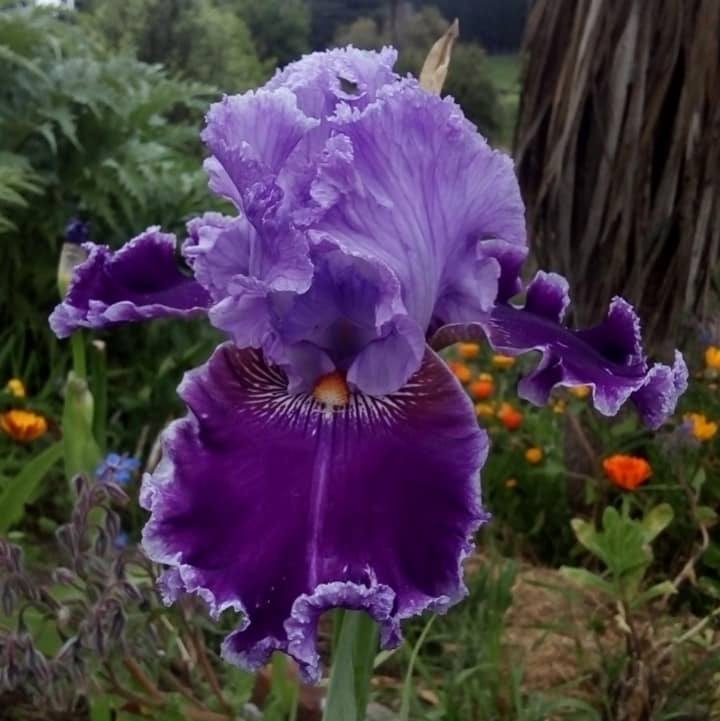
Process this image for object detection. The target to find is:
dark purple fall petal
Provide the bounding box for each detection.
[431,272,687,429]
[629,353,688,429]
[140,343,488,681]
[49,229,211,338]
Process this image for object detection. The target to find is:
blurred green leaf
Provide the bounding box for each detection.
[691,467,707,493]
[630,580,677,609]
[559,566,616,598]
[609,415,639,437]
[399,613,436,721]
[570,517,603,557]
[698,575,720,599]
[639,503,674,543]
[324,611,380,721]
[0,441,63,532]
[702,542,720,570]
[89,695,113,721]
[695,505,718,523]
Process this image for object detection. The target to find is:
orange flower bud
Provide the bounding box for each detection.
[705,346,720,370]
[525,447,543,464]
[5,378,25,398]
[505,478,518,489]
[448,361,472,384]
[474,402,495,419]
[491,354,516,370]
[458,342,480,360]
[469,378,494,400]
[497,402,523,430]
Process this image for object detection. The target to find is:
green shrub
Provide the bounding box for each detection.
[0,5,222,450]
[79,0,270,93]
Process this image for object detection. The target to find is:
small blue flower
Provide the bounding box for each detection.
[114,530,130,549]
[96,453,141,485]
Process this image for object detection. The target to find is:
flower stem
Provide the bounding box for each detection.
[71,330,86,380]
[89,340,107,453]
[323,610,379,721]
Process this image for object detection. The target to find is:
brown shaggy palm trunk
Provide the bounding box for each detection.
[514,0,720,353]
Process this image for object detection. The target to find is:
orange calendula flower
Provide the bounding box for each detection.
[458,342,480,360]
[705,346,720,370]
[5,378,26,398]
[492,354,516,370]
[469,377,494,400]
[505,478,518,489]
[1,409,48,443]
[684,413,718,442]
[497,402,523,430]
[525,447,543,464]
[448,361,472,384]
[569,385,590,399]
[603,454,652,491]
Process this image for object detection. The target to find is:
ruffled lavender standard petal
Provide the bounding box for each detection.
[431,271,687,429]
[184,212,314,304]
[300,81,527,333]
[183,212,239,300]
[141,343,487,681]
[208,236,425,396]
[266,46,400,119]
[49,228,211,338]
[201,48,399,220]
[184,210,315,379]
[202,88,319,215]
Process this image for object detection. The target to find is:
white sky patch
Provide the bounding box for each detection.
[35,0,76,7]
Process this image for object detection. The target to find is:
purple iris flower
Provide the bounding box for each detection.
[49,47,687,680]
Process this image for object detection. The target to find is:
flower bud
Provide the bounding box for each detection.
[57,218,90,298]
[5,378,25,398]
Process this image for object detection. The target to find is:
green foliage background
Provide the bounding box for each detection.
[1,4,719,721]
[78,0,270,92]
[0,5,223,453]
